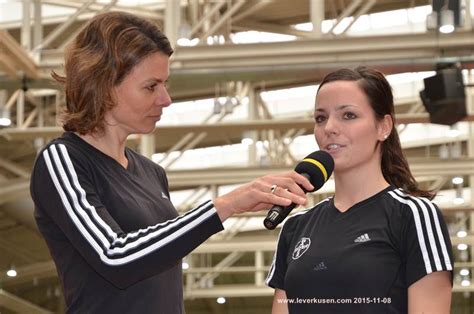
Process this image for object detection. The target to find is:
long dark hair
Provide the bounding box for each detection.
[317,66,434,199]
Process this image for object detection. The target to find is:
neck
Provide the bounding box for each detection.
[77,129,129,168]
[333,159,389,212]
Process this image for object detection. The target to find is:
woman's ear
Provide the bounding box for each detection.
[378,114,393,141]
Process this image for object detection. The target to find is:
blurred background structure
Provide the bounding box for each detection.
[0,0,473,313]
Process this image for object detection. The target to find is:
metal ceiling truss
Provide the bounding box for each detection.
[0,1,474,311]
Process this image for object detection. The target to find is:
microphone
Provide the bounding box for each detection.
[263,151,334,230]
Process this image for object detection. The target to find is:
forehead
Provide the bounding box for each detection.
[127,52,170,81]
[315,80,371,111]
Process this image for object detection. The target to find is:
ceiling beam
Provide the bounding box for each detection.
[170,30,474,69]
[0,289,52,314]
[235,21,312,37]
[0,261,57,287]
[1,114,474,142]
[0,157,31,178]
[0,30,39,79]
[0,52,19,79]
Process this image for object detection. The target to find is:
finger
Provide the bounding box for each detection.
[273,187,308,205]
[263,176,307,198]
[287,171,315,191]
[258,188,304,207]
[271,171,314,192]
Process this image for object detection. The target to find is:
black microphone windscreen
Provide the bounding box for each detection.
[294,151,334,192]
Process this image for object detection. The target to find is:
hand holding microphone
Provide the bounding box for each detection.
[263,151,334,230]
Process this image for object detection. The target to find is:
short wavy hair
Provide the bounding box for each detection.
[53,11,173,135]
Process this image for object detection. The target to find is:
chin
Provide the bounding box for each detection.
[134,125,156,134]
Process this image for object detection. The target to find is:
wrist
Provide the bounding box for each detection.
[213,196,234,222]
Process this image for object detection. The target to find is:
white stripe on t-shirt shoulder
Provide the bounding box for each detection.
[388,189,452,274]
[394,189,452,271]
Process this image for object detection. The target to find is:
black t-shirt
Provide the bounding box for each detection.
[266,186,453,313]
[30,132,224,313]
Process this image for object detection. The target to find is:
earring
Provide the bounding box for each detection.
[384,134,388,140]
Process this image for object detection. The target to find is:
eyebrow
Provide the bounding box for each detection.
[143,77,169,84]
[315,104,355,112]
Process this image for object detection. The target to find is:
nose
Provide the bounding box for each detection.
[324,116,339,135]
[157,85,172,107]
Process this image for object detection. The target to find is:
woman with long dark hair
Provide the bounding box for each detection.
[267,67,453,314]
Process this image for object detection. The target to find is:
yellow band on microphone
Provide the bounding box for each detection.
[302,158,328,181]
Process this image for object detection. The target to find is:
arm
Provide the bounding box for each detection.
[32,144,223,289]
[32,143,311,289]
[408,271,451,314]
[272,289,289,314]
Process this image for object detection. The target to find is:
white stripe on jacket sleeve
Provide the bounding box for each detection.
[44,143,218,265]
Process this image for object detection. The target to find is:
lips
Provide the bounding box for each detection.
[326,143,345,151]
[150,113,162,119]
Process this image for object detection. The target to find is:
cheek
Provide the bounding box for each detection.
[313,127,323,146]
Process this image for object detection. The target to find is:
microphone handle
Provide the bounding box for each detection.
[263,172,312,230]
[263,203,297,230]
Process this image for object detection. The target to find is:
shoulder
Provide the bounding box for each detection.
[382,188,446,235]
[384,188,440,214]
[33,132,90,170]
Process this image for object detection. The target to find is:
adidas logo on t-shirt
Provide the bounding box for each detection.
[313,262,328,271]
[354,233,371,243]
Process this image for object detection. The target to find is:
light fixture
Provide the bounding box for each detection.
[461,279,471,287]
[0,106,11,127]
[460,269,470,276]
[216,297,226,304]
[457,230,467,238]
[182,261,189,270]
[177,38,199,47]
[6,265,17,277]
[457,243,468,251]
[439,9,454,33]
[452,176,464,185]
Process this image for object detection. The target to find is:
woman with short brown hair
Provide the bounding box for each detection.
[31,11,313,313]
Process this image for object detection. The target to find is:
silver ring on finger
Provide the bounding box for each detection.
[270,184,278,194]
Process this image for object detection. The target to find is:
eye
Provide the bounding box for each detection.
[146,84,157,92]
[343,112,357,119]
[314,115,326,123]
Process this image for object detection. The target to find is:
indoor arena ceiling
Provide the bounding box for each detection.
[0,0,473,313]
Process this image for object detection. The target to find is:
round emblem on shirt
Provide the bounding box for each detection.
[292,237,311,260]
